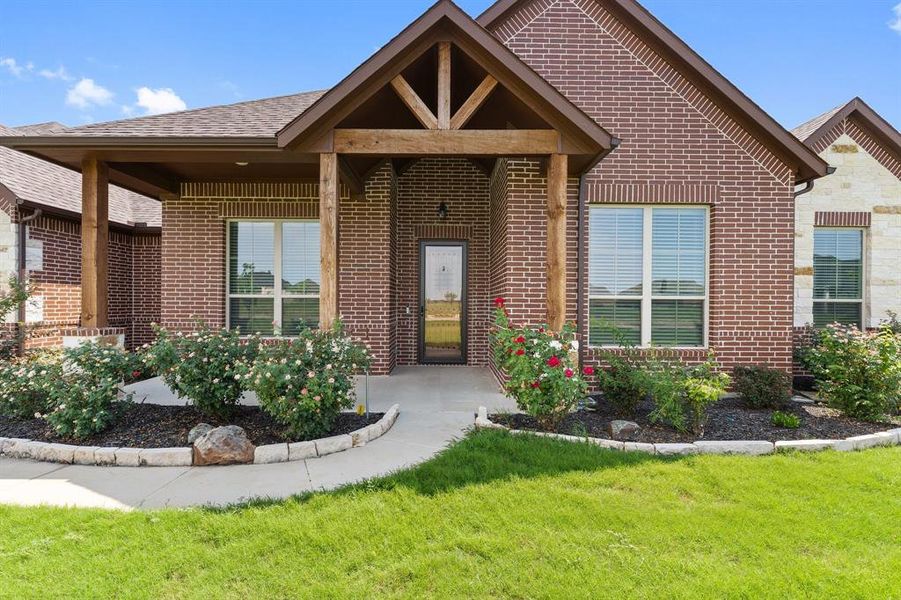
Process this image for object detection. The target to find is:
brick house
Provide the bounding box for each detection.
[789,98,901,378]
[0,0,831,376]
[0,123,160,350]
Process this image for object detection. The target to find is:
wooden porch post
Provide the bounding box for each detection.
[319,152,339,329]
[546,153,567,332]
[81,156,109,328]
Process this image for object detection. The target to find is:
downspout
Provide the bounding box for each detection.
[793,166,835,198]
[16,204,42,356]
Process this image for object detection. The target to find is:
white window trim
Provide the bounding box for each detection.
[812,226,866,328]
[588,204,710,349]
[225,218,320,336]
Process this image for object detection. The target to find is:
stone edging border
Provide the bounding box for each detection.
[0,404,400,467]
[475,407,901,455]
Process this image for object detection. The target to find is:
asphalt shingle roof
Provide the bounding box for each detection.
[0,124,160,226]
[791,104,843,142]
[50,90,326,138]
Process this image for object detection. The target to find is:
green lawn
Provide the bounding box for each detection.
[1,430,899,599]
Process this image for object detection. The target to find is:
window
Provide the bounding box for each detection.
[589,206,707,347]
[227,220,320,336]
[813,228,863,328]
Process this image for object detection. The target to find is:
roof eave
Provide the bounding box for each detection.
[0,135,278,149]
[803,98,901,162]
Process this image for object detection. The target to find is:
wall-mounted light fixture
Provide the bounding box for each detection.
[437,201,448,220]
[235,161,249,167]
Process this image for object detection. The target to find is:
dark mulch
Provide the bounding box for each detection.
[0,403,384,448]
[490,395,899,443]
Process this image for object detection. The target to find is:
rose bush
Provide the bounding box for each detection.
[0,350,62,419]
[490,298,588,431]
[142,324,260,417]
[802,323,900,421]
[44,376,128,439]
[242,321,370,439]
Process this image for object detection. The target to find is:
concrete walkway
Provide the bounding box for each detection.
[0,367,514,510]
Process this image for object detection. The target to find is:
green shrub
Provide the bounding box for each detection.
[597,335,647,416]
[45,377,129,439]
[0,275,30,359]
[771,411,801,429]
[490,298,589,431]
[243,321,370,439]
[142,324,260,418]
[647,351,729,435]
[733,365,791,409]
[802,323,900,421]
[0,350,62,418]
[64,340,143,384]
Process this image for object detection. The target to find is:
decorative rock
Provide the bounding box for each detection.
[34,443,77,464]
[254,443,289,464]
[139,447,193,467]
[21,441,50,459]
[790,395,814,405]
[94,447,119,465]
[654,443,698,456]
[693,440,774,455]
[187,423,214,445]
[0,437,10,455]
[314,434,352,456]
[115,447,142,466]
[73,446,101,465]
[623,441,655,453]
[193,425,255,465]
[288,440,318,461]
[844,432,896,450]
[775,439,836,452]
[350,428,368,447]
[3,438,32,458]
[609,420,641,438]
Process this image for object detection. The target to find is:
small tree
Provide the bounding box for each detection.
[0,275,30,359]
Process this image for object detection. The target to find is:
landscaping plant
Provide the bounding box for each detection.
[646,350,729,435]
[0,275,30,359]
[771,410,801,429]
[490,298,589,431]
[0,350,62,419]
[142,323,260,418]
[802,323,901,421]
[681,355,731,435]
[596,332,648,416]
[733,364,791,409]
[243,321,370,439]
[44,376,127,439]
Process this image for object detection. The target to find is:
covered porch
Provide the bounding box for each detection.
[0,1,615,372]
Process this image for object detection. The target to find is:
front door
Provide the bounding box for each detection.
[419,240,467,364]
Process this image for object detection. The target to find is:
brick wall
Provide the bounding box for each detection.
[489,0,797,374]
[12,212,160,350]
[395,158,492,366]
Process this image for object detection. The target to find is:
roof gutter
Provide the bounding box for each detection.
[16,206,41,356]
[794,166,836,198]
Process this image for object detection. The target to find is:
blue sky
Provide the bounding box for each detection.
[1,0,899,131]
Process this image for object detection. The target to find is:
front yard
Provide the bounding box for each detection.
[1,429,899,598]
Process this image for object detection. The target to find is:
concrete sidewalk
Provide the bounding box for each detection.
[0,367,514,510]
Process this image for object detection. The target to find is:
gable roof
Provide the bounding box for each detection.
[791,97,901,162]
[277,0,615,157]
[0,124,160,227]
[477,0,829,182]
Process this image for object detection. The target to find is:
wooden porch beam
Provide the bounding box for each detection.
[319,153,339,329]
[437,41,451,129]
[333,129,559,155]
[81,156,109,328]
[389,75,438,130]
[546,153,567,332]
[450,75,498,130]
[337,156,364,197]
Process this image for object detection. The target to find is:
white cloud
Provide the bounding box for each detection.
[38,66,73,81]
[891,3,901,34]
[134,86,186,115]
[0,57,24,77]
[66,78,114,109]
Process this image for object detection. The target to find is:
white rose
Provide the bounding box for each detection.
[570,340,579,351]
[549,340,563,350]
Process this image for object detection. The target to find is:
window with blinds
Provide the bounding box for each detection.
[813,228,863,328]
[227,220,320,336]
[588,206,707,347]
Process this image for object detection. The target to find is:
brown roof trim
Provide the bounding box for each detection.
[15,199,161,234]
[0,136,277,149]
[801,97,901,161]
[478,0,829,182]
[277,0,614,156]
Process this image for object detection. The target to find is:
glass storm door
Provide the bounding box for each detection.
[419,241,467,364]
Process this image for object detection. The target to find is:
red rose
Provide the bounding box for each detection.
[531,381,540,388]
[547,356,561,368]
[538,327,544,333]
[493,297,506,308]
[564,368,574,378]
[514,335,525,344]
[515,348,525,356]
[582,366,595,376]
[131,370,142,379]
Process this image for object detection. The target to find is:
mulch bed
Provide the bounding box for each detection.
[490,395,899,443]
[0,403,384,448]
